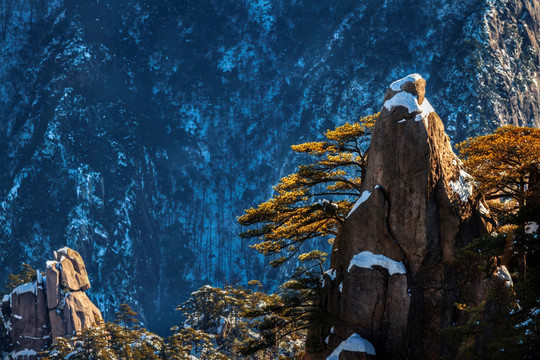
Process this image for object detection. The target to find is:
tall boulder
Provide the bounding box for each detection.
[1,274,49,360]
[54,247,91,292]
[307,74,512,359]
[1,248,102,359]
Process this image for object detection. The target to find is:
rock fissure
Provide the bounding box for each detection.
[422,286,460,292]
[376,185,406,258]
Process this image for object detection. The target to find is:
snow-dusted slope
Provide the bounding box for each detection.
[0,0,538,333]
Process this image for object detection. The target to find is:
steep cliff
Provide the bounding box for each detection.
[1,248,102,360]
[307,75,515,359]
[0,0,537,333]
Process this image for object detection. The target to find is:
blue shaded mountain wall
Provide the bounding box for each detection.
[0,0,538,333]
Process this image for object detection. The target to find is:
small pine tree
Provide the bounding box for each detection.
[3,263,37,294]
[115,303,140,329]
[75,319,115,360]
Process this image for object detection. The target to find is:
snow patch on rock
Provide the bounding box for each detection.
[384,91,418,113]
[325,269,336,281]
[449,170,474,202]
[383,92,434,127]
[525,222,538,234]
[414,98,434,125]
[347,190,372,218]
[389,73,423,91]
[326,333,376,359]
[348,251,406,275]
[12,349,37,357]
[495,265,513,287]
[479,201,490,215]
[12,282,36,296]
[347,186,381,218]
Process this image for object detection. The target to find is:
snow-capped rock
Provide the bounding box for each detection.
[308,75,514,359]
[1,248,102,359]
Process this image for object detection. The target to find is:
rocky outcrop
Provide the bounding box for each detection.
[1,248,102,359]
[306,75,513,359]
[54,247,91,292]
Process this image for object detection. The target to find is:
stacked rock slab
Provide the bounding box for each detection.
[1,275,48,360]
[306,74,511,359]
[1,248,102,359]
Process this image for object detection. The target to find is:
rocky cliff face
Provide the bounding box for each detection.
[0,0,538,334]
[1,248,102,359]
[307,75,514,359]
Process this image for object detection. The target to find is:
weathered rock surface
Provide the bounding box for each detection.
[64,292,102,336]
[45,264,60,311]
[306,75,512,359]
[2,275,49,360]
[1,248,102,359]
[55,247,91,292]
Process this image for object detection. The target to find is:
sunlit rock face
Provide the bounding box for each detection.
[0,0,538,334]
[1,248,102,360]
[306,75,514,359]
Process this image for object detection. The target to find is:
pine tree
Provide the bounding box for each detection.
[2,263,37,294]
[167,326,229,359]
[114,303,140,329]
[106,321,135,359]
[454,125,540,358]
[40,337,74,360]
[457,125,540,212]
[237,258,324,359]
[238,114,377,266]
[74,319,115,360]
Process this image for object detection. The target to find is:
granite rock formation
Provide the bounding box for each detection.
[306,75,514,359]
[1,248,102,359]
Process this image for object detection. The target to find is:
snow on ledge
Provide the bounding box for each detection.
[390,73,423,91]
[383,92,434,128]
[12,349,38,358]
[479,201,490,215]
[326,333,376,359]
[2,294,9,304]
[12,282,36,296]
[325,269,336,281]
[496,265,513,287]
[384,91,418,113]
[322,269,336,287]
[449,170,474,202]
[347,185,381,218]
[347,190,371,218]
[525,222,538,234]
[414,98,434,125]
[348,251,406,275]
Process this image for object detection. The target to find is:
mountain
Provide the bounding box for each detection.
[0,0,538,334]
